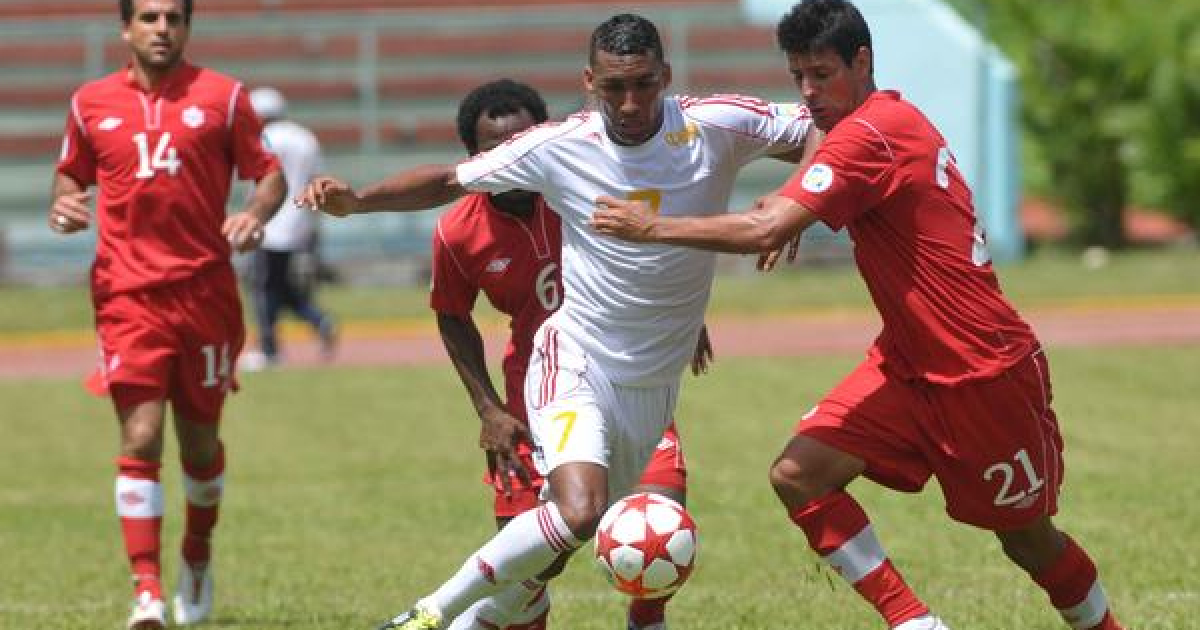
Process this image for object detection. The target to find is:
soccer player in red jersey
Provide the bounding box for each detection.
[432,79,697,630]
[49,0,284,627]
[591,2,1125,629]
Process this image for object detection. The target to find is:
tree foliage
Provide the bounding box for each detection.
[950,0,1200,246]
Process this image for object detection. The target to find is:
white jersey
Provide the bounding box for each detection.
[261,119,322,252]
[457,95,813,386]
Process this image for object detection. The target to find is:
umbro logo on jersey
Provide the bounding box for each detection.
[98,117,123,131]
[182,105,205,129]
[584,131,602,143]
[486,258,512,273]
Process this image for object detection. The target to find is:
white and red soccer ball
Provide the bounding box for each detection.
[593,492,698,599]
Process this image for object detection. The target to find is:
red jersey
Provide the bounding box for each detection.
[779,90,1036,384]
[430,193,561,405]
[57,61,278,298]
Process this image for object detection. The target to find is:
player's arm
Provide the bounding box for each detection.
[436,312,533,496]
[770,126,825,164]
[48,172,92,234]
[223,169,286,252]
[298,164,468,218]
[591,192,821,260]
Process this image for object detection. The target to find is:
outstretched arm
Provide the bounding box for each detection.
[591,193,821,259]
[297,163,468,217]
[437,312,533,497]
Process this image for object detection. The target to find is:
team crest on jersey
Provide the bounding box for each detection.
[98,116,123,131]
[181,105,205,129]
[801,163,834,193]
[664,123,698,148]
[486,258,512,273]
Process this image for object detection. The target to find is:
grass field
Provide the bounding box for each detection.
[2,345,1198,629]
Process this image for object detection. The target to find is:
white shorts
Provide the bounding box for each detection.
[525,323,679,502]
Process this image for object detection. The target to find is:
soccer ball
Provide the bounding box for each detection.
[593,492,697,599]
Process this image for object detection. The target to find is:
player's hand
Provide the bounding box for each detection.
[222,212,265,252]
[757,231,802,271]
[590,195,656,242]
[296,175,360,218]
[49,191,93,234]
[691,324,713,376]
[479,408,534,499]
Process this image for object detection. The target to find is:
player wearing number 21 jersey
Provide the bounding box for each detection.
[591,2,1125,629]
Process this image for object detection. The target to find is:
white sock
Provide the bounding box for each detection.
[428,503,579,620]
[446,580,548,629]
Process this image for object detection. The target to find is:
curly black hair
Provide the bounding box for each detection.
[455,79,549,155]
[119,0,193,24]
[776,0,871,67]
[588,13,664,65]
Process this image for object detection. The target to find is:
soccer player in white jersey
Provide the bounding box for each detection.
[298,14,819,629]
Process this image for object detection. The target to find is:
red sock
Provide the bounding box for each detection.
[1033,535,1123,630]
[628,593,671,628]
[181,442,225,567]
[789,491,928,627]
[116,456,163,598]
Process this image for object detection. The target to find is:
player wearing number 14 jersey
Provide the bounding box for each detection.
[49,1,284,627]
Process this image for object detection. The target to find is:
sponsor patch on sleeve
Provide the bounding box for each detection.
[801,163,834,193]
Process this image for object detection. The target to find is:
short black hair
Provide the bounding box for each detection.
[119,0,193,24]
[776,0,871,67]
[588,13,664,65]
[456,79,549,154]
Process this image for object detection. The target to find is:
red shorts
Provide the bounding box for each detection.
[796,348,1064,530]
[487,416,688,518]
[90,266,245,423]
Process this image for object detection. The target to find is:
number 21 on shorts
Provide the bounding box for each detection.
[984,448,1046,508]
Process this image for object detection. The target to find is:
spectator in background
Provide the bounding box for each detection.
[49,0,285,627]
[244,86,336,370]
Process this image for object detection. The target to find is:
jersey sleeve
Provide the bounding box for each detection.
[454,124,552,194]
[684,96,812,165]
[429,220,479,316]
[56,93,96,187]
[229,84,279,181]
[777,119,896,230]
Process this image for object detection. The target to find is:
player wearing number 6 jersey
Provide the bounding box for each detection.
[49,1,284,627]
[591,2,1125,630]
[432,79,694,630]
[299,14,818,629]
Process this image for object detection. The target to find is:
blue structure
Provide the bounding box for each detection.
[742,0,1023,262]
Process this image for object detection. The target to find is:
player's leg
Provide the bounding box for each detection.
[113,394,170,630]
[167,270,243,625]
[261,251,289,363]
[170,412,223,625]
[381,462,599,629]
[280,250,336,357]
[949,350,1123,630]
[448,448,552,630]
[995,518,1123,630]
[96,293,174,629]
[627,422,687,630]
[771,359,940,629]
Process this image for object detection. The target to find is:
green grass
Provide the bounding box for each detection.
[1,246,1198,335]
[2,346,1198,629]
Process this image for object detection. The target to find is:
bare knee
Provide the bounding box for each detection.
[553,493,607,540]
[769,436,865,510]
[996,516,1065,574]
